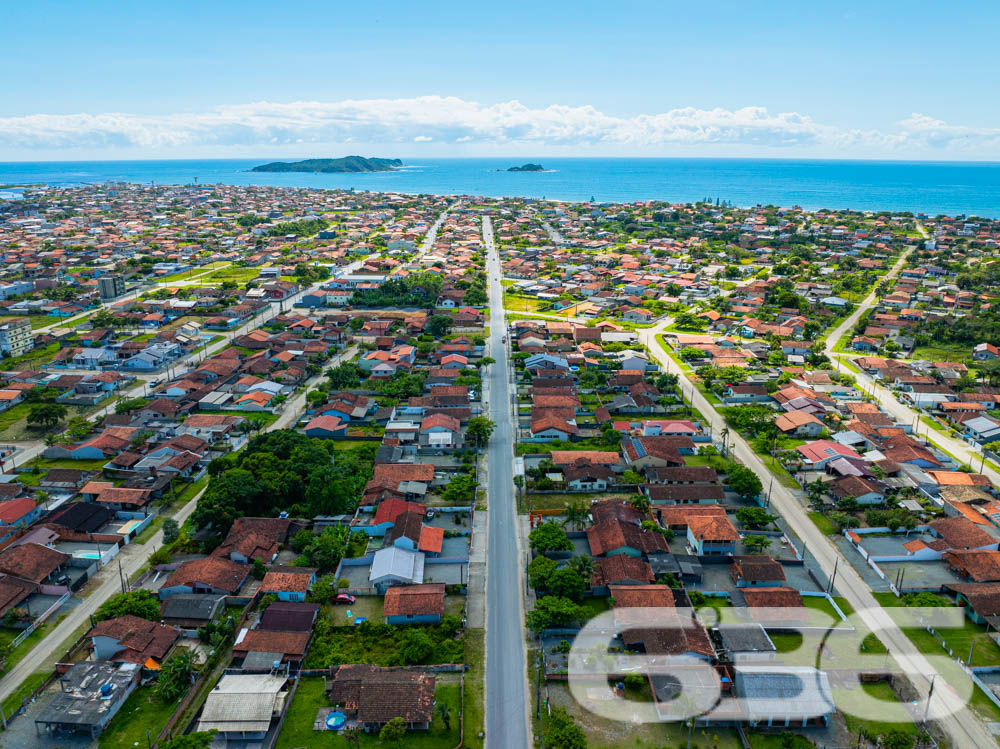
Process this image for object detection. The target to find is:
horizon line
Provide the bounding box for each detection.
[2,155,1000,166]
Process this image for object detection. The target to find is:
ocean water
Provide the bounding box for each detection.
[1,157,999,217]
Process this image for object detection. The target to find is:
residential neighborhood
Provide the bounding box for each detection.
[0,183,999,748]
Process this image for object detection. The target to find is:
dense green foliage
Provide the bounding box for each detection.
[265,217,329,237]
[350,272,443,308]
[529,522,573,553]
[305,617,464,668]
[193,430,376,539]
[96,590,161,622]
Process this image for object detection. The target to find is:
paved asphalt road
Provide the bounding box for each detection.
[639,317,995,748]
[824,228,1000,485]
[483,215,530,749]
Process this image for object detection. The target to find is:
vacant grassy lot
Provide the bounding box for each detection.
[834,679,919,738]
[98,687,179,749]
[526,492,634,511]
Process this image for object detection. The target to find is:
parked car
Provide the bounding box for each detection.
[334,593,356,605]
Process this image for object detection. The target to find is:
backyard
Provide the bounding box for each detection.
[98,686,179,749]
[274,677,461,749]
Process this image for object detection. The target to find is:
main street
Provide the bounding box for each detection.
[483,215,530,749]
[637,323,996,748]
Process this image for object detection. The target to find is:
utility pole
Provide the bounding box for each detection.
[923,674,936,723]
[827,557,838,594]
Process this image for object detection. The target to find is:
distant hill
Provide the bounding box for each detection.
[505,163,546,172]
[251,156,403,173]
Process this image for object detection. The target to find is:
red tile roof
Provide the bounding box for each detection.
[383,583,446,617]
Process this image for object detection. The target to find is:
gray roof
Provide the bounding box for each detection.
[241,650,285,671]
[734,667,835,721]
[369,546,424,584]
[718,624,776,655]
[35,661,140,728]
[160,593,225,621]
[197,673,286,734]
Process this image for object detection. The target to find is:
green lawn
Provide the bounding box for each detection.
[464,629,485,749]
[803,595,843,622]
[274,678,461,749]
[767,632,803,653]
[748,732,815,749]
[911,343,971,363]
[1,670,49,722]
[133,515,164,545]
[809,511,837,535]
[834,680,919,738]
[0,622,53,673]
[3,341,60,368]
[98,687,179,749]
[25,456,109,471]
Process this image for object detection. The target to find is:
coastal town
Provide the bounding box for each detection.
[0,182,998,749]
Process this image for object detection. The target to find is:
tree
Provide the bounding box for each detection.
[567,555,594,582]
[735,506,777,530]
[728,465,763,501]
[656,572,681,588]
[252,557,266,579]
[562,501,589,530]
[528,555,558,590]
[806,478,828,504]
[529,522,572,553]
[64,416,92,441]
[427,314,453,338]
[400,629,434,664]
[156,650,195,701]
[96,591,160,622]
[742,535,773,554]
[27,402,67,430]
[547,707,587,749]
[162,517,180,545]
[629,494,651,514]
[547,568,586,601]
[379,717,407,743]
[308,573,338,604]
[115,397,149,414]
[466,416,495,447]
[527,596,582,632]
[325,362,363,389]
[622,469,644,485]
[441,473,477,504]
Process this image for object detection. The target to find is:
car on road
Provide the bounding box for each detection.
[334,593,356,605]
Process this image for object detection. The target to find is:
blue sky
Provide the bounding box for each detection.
[2,0,999,160]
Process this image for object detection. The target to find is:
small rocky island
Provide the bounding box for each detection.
[251,156,403,173]
[503,163,546,172]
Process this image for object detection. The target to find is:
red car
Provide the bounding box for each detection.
[334,593,356,605]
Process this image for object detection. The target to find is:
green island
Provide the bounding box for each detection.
[504,163,546,172]
[251,156,403,173]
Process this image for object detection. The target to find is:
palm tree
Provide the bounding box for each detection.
[568,555,594,582]
[562,502,589,530]
[629,494,651,514]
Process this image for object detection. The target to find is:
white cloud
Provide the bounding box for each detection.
[0,97,996,157]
